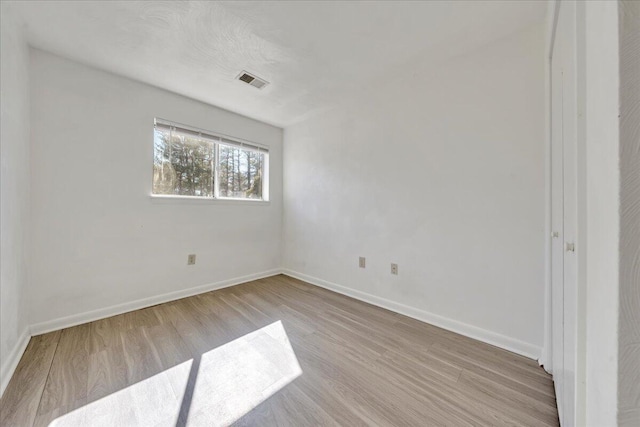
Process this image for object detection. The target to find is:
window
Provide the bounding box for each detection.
[152,119,269,201]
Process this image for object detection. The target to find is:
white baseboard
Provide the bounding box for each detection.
[282,269,541,360]
[30,269,282,336]
[0,329,31,397]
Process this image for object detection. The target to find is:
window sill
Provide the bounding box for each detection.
[149,194,270,205]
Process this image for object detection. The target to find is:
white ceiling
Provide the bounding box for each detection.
[7,1,546,127]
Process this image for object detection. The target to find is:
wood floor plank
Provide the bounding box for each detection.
[457,369,559,424]
[434,333,553,383]
[119,326,164,385]
[240,291,317,337]
[292,339,420,426]
[0,332,60,427]
[32,397,87,427]
[429,342,556,400]
[293,332,454,426]
[256,382,339,426]
[373,355,499,426]
[381,345,462,384]
[86,341,128,403]
[0,274,559,426]
[35,324,91,424]
[88,316,120,355]
[283,368,373,426]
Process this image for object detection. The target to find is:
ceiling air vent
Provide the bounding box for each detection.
[236,71,269,89]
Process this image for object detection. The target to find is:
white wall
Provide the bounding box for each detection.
[29,50,283,330]
[0,5,31,395]
[283,24,546,357]
[0,3,29,394]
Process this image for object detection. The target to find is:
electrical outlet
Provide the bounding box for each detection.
[187,254,196,265]
[359,257,366,268]
[391,263,398,275]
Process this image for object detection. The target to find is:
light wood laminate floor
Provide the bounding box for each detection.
[0,275,559,426]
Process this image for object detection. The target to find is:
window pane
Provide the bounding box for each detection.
[217,144,264,199]
[153,127,214,197]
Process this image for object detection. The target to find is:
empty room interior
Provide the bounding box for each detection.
[0,1,638,426]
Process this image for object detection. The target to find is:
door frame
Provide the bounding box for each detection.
[545,1,588,425]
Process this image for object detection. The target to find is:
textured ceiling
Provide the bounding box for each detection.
[7,1,546,127]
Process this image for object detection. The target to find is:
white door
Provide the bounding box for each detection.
[551,1,578,426]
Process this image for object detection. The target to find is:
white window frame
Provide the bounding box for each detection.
[151,118,269,202]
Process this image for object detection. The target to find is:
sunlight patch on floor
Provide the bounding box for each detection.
[50,321,302,426]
